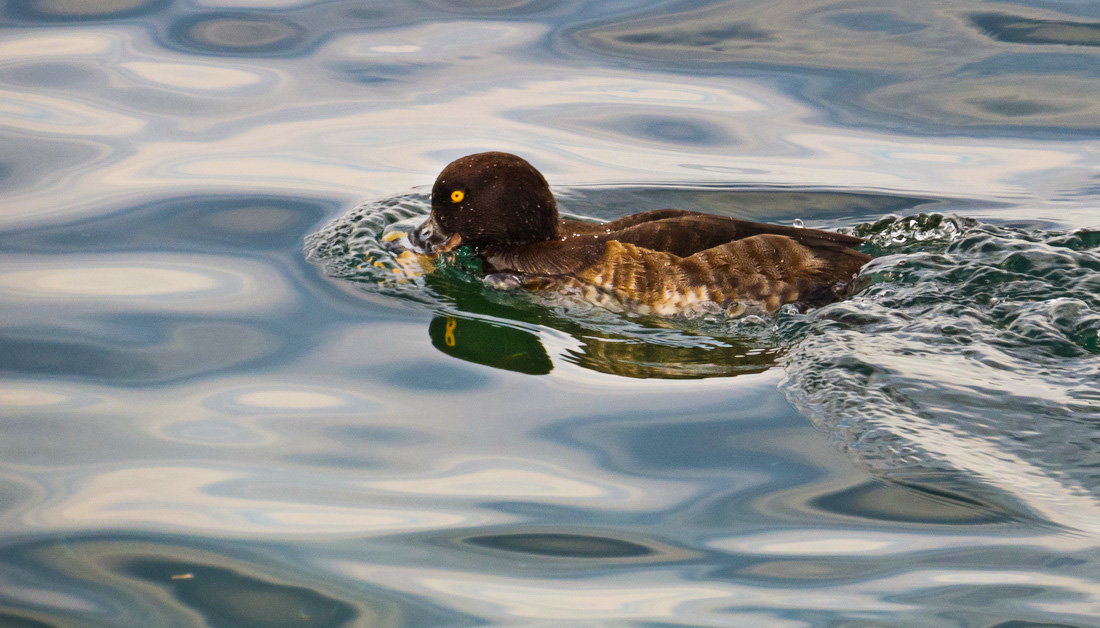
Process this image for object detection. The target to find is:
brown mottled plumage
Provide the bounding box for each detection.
[412,152,872,316]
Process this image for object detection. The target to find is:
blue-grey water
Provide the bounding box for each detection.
[1,1,1099,625]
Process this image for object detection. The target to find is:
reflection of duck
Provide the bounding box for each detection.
[413,152,872,316]
[428,315,552,375]
[428,314,777,379]
[569,333,775,379]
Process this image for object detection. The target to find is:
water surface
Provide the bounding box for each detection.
[1,0,1098,625]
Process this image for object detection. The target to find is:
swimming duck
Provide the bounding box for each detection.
[412,152,872,316]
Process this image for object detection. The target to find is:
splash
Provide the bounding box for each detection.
[780,213,1100,533]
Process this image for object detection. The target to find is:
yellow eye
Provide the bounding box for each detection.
[450,190,464,203]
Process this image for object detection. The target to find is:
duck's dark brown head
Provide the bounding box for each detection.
[413,152,560,252]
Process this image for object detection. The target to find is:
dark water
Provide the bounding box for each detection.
[2,1,1099,625]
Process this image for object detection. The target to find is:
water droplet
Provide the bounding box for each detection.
[792,219,804,228]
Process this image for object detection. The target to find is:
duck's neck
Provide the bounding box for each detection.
[481,237,602,276]
[480,241,552,274]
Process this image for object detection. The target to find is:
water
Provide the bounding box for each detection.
[1,1,1098,625]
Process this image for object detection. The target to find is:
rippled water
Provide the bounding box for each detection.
[2,0,1099,625]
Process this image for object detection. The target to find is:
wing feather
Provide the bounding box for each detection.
[562,210,863,257]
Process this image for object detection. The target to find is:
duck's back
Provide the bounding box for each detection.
[561,209,866,260]
[486,211,871,316]
[573,233,868,315]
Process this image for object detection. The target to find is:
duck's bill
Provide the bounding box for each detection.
[435,232,463,252]
[409,218,463,254]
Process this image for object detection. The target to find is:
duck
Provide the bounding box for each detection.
[411,151,872,316]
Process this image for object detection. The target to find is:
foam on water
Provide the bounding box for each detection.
[781,214,1100,534]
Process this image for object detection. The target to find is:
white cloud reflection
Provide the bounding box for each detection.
[2,21,1096,227]
[330,561,907,622]
[368,457,625,501]
[0,89,145,136]
[0,254,293,313]
[710,527,1098,557]
[119,62,266,91]
[0,32,116,58]
[28,465,500,538]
